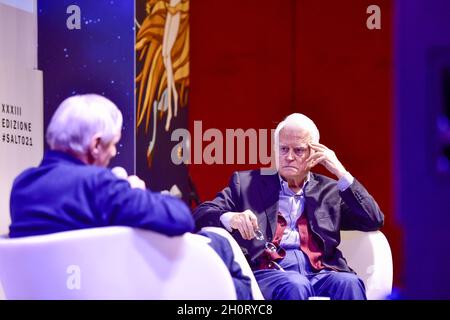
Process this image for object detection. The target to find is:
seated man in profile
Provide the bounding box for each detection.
[9,93,252,299]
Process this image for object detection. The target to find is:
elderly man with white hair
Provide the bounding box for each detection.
[8,93,254,300]
[193,113,384,300]
[9,94,194,237]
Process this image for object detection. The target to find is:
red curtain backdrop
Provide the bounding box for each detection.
[190,0,402,287]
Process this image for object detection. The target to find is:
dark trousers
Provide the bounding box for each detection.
[198,230,253,300]
[254,249,366,300]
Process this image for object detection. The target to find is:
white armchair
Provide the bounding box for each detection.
[338,230,393,300]
[202,227,393,300]
[202,227,265,300]
[0,226,237,300]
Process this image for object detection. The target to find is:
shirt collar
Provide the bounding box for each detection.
[278,172,310,196]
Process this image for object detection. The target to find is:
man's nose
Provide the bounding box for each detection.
[286,150,295,160]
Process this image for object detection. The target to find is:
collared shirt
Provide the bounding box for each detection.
[278,171,355,249]
[278,173,309,249]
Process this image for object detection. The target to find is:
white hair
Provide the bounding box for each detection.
[273,113,320,170]
[46,94,123,154]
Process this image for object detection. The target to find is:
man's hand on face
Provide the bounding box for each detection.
[307,142,348,179]
[230,209,259,240]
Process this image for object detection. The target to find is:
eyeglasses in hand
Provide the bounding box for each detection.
[254,228,285,272]
[254,229,277,253]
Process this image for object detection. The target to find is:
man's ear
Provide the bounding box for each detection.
[87,134,102,163]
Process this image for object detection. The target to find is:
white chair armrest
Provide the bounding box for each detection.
[0,227,237,299]
[201,227,265,300]
[338,230,393,300]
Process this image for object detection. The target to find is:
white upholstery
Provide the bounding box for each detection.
[202,227,265,300]
[203,228,393,300]
[0,226,237,300]
[0,278,4,300]
[338,230,393,300]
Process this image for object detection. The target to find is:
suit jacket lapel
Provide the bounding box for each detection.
[304,173,320,221]
[257,171,280,238]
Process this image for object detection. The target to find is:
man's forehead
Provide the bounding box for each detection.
[279,126,310,140]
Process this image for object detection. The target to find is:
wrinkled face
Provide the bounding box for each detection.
[278,126,312,181]
[95,132,121,167]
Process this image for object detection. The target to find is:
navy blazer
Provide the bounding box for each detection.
[9,150,194,238]
[193,169,384,272]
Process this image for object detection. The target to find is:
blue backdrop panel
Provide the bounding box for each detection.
[38,0,135,172]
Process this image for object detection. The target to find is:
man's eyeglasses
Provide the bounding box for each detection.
[279,145,309,157]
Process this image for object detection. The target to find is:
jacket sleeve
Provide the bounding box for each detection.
[93,170,195,236]
[339,178,385,231]
[192,171,241,231]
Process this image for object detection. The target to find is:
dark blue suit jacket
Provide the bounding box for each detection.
[9,150,194,238]
[193,169,384,272]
